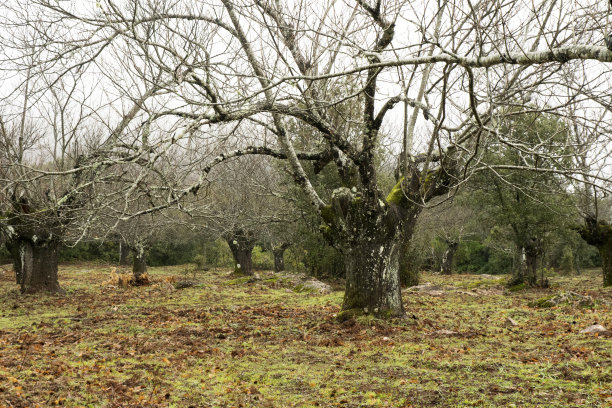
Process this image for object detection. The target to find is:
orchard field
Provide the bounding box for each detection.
[1,264,611,408]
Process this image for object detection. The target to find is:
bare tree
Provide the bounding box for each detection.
[202,155,293,276]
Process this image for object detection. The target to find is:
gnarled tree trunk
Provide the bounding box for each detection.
[524,242,539,286]
[131,244,148,281]
[395,158,457,287]
[601,242,612,287]
[226,231,255,276]
[508,237,543,287]
[322,187,405,317]
[580,217,612,287]
[342,234,404,317]
[8,238,64,294]
[273,243,290,273]
[441,240,459,275]
[397,213,421,287]
[322,156,457,318]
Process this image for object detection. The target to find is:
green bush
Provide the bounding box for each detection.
[477,249,513,275]
[252,246,274,270]
[203,239,234,268]
[455,241,489,273]
[278,223,344,278]
[60,241,119,263]
[300,237,344,278]
[193,254,207,270]
[147,239,200,266]
[285,247,306,272]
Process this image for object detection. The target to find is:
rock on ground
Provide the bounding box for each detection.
[505,317,519,327]
[478,274,504,280]
[407,283,448,296]
[580,324,608,334]
[530,292,594,308]
[174,280,197,289]
[294,279,332,294]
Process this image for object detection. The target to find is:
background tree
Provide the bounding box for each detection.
[469,113,579,286]
[579,197,612,286]
[202,155,295,276]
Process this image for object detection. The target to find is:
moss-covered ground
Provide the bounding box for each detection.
[1,264,611,407]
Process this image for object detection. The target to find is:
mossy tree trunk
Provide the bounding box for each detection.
[394,160,457,287]
[579,217,612,287]
[131,243,148,281]
[322,155,457,317]
[441,240,459,275]
[601,242,612,287]
[8,238,64,294]
[342,230,404,316]
[397,212,421,287]
[322,187,405,317]
[508,237,543,287]
[273,243,290,273]
[226,231,255,276]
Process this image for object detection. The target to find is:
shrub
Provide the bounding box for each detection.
[204,239,234,268]
[193,254,207,270]
[455,241,489,273]
[252,246,274,270]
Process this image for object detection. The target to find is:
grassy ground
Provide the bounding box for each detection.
[0,264,611,408]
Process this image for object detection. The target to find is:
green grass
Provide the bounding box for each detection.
[0,263,611,407]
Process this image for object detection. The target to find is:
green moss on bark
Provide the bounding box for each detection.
[386,177,406,206]
[320,205,336,225]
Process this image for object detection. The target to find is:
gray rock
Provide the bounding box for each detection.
[430,329,458,336]
[407,283,449,295]
[505,317,519,327]
[408,283,442,291]
[174,280,197,289]
[530,292,594,308]
[294,279,332,294]
[479,274,503,280]
[580,324,608,334]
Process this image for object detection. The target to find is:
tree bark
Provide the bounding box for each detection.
[508,236,543,287]
[273,243,290,273]
[322,188,405,317]
[342,237,404,317]
[441,241,459,275]
[226,233,254,276]
[508,248,525,287]
[119,241,130,266]
[131,245,148,282]
[397,212,421,287]
[395,156,457,287]
[8,239,64,294]
[601,242,612,287]
[579,217,612,287]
